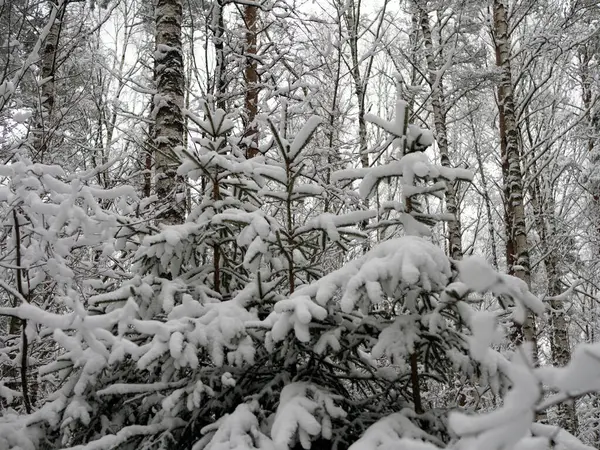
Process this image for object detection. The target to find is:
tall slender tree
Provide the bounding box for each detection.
[154,0,186,224]
[492,0,536,349]
[31,1,67,164]
[416,2,463,260]
[243,3,260,158]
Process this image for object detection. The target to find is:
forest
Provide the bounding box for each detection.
[0,0,599,448]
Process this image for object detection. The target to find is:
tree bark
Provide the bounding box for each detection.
[418,4,462,260]
[32,2,66,163]
[492,0,536,350]
[529,158,578,433]
[207,0,230,291]
[243,4,259,158]
[578,22,600,444]
[154,0,186,225]
[13,210,32,413]
[211,0,227,111]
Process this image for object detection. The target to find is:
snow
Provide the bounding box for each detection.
[457,256,545,322]
[365,100,406,138]
[449,348,540,450]
[1,45,597,450]
[288,116,323,160]
[271,383,346,449]
[340,236,451,313]
[467,311,503,362]
[254,165,288,184]
[267,234,454,346]
[314,328,342,354]
[196,403,275,450]
[243,236,267,271]
[221,372,236,387]
[272,295,328,342]
[455,256,499,291]
[538,343,600,398]
[372,315,420,367]
[333,151,471,203]
[0,382,22,403]
[12,110,32,123]
[169,331,184,359]
[349,410,441,450]
[530,423,596,450]
[295,211,376,241]
[61,418,186,450]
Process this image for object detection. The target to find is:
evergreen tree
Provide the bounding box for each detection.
[0,98,595,450]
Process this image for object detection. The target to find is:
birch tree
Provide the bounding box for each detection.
[154,0,186,224]
[513,3,590,432]
[492,0,536,349]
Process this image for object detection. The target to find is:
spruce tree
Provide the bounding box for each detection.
[0,102,597,450]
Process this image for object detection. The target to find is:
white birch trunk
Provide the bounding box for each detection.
[243,4,259,158]
[492,0,536,349]
[153,0,186,224]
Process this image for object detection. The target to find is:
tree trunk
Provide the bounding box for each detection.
[418,4,462,260]
[344,0,370,249]
[154,0,186,225]
[529,157,578,433]
[342,0,390,249]
[211,0,227,111]
[32,2,66,163]
[144,99,154,199]
[345,0,367,171]
[18,1,66,408]
[206,0,231,291]
[243,4,259,158]
[492,0,536,351]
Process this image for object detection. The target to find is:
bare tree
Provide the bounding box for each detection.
[339,0,389,249]
[30,2,67,163]
[492,0,536,349]
[416,2,463,260]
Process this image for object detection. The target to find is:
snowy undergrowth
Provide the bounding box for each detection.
[0,104,597,450]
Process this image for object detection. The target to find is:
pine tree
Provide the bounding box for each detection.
[1,98,595,450]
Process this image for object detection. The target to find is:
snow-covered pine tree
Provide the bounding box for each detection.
[189,100,595,450]
[0,100,598,450]
[0,103,358,448]
[0,154,142,444]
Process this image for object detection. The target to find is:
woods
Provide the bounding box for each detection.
[0,0,599,449]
